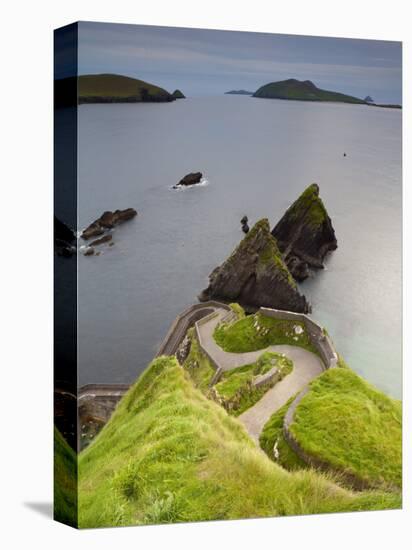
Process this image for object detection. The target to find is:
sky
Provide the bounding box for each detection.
[74,21,402,104]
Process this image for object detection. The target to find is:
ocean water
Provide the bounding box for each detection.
[77,96,402,398]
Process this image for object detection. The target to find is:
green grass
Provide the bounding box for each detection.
[229,302,246,320]
[260,397,307,470]
[78,74,173,102]
[54,427,77,527]
[214,311,318,355]
[253,79,365,104]
[215,352,293,416]
[183,328,215,393]
[290,368,402,489]
[78,356,400,528]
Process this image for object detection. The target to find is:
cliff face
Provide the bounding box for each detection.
[272,184,337,280]
[199,219,310,313]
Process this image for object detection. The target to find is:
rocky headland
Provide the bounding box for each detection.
[272,184,337,281]
[199,219,310,312]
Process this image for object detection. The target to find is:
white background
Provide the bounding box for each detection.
[1,1,410,548]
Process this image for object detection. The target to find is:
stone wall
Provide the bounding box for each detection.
[258,307,338,369]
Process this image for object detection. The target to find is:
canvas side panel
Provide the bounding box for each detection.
[53,22,78,528]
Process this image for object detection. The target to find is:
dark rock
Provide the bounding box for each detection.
[272,184,337,278]
[241,222,250,234]
[90,234,113,247]
[172,89,186,99]
[174,172,202,188]
[54,216,76,257]
[240,215,248,225]
[83,247,95,256]
[199,219,310,313]
[82,208,137,239]
[287,256,310,282]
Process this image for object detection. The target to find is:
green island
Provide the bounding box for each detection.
[77,355,400,528]
[78,74,174,103]
[253,78,365,103]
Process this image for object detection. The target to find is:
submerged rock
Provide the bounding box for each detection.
[173,172,202,189]
[90,234,113,247]
[272,184,337,281]
[199,219,310,313]
[82,208,137,240]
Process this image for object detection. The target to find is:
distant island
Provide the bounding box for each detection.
[225,90,254,95]
[172,89,186,99]
[55,73,179,106]
[253,78,401,108]
[253,78,366,104]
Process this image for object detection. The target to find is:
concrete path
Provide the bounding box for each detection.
[197,308,324,442]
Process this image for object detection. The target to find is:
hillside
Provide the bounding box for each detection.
[55,74,175,106]
[253,79,365,104]
[78,356,400,528]
[260,367,402,490]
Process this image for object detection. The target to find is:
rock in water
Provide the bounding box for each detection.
[272,184,337,280]
[174,172,202,188]
[82,208,137,240]
[199,219,310,313]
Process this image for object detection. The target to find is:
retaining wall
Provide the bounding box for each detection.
[258,307,338,369]
[156,301,230,358]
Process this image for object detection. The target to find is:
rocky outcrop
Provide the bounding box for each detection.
[54,216,76,257]
[173,172,202,189]
[199,219,310,313]
[172,89,186,99]
[272,184,337,281]
[240,215,250,234]
[90,234,113,247]
[82,208,137,240]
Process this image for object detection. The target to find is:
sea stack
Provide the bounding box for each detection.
[199,219,310,313]
[272,183,337,281]
[172,89,186,99]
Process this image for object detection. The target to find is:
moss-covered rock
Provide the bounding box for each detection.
[199,219,310,312]
[272,184,337,280]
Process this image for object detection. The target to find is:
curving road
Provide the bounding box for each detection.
[196,308,324,442]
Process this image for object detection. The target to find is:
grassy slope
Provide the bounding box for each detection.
[78,74,173,101]
[54,427,77,527]
[215,351,293,416]
[214,311,318,355]
[290,368,402,489]
[260,396,306,470]
[254,79,364,104]
[183,328,215,393]
[78,357,400,528]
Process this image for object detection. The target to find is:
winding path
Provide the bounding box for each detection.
[196,308,324,442]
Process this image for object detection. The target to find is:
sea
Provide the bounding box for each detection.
[75,96,402,398]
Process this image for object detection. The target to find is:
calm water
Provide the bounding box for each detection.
[77,96,402,398]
